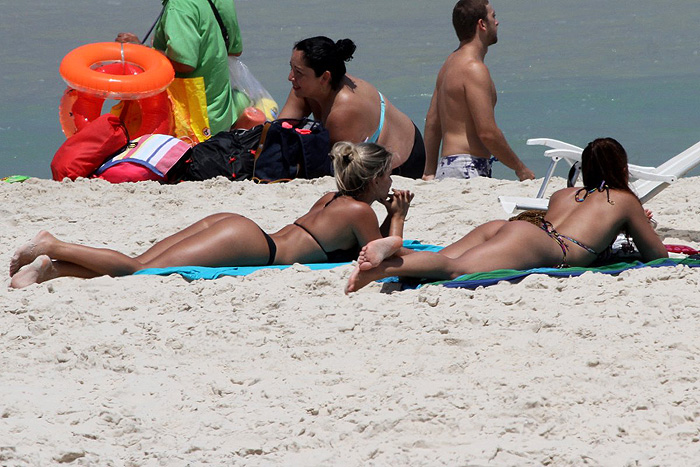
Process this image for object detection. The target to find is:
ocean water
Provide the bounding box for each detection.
[1,0,699,180]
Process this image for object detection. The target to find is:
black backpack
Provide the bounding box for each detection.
[252,118,331,182]
[170,125,263,182]
[170,118,331,183]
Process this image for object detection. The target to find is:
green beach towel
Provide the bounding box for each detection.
[135,239,699,290]
[418,257,700,290]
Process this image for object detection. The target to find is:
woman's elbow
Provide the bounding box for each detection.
[643,245,668,262]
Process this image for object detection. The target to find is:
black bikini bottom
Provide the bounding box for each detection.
[259,228,277,266]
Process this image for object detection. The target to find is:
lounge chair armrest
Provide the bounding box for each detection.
[543,148,582,163]
[498,196,549,214]
[628,167,677,183]
[628,164,656,171]
[527,138,583,152]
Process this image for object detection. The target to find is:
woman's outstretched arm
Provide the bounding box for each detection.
[624,199,668,262]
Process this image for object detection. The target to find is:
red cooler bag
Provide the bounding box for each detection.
[51,114,128,181]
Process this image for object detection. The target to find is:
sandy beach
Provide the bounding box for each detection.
[2,174,700,465]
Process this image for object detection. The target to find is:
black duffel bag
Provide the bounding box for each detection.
[171,118,331,183]
[252,118,331,183]
[170,125,263,182]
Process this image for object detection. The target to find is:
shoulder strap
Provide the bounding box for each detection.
[141,2,167,44]
[254,122,272,161]
[205,0,230,50]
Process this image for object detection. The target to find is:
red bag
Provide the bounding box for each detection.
[51,114,128,181]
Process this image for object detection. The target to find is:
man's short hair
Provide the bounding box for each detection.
[452,0,489,42]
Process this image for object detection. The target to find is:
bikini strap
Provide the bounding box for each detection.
[542,220,598,263]
[575,181,613,204]
[541,220,569,258]
[293,221,329,256]
[324,191,343,207]
[366,91,385,143]
[558,234,598,256]
[542,220,585,268]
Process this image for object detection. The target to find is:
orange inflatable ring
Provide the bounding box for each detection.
[58,42,176,138]
[59,42,174,99]
[59,86,173,138]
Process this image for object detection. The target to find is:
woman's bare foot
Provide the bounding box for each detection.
[346,257,401,294]
[357,236,402,271]
[9,231,55,276]
[10,255,57,289]
[345,265,377,294]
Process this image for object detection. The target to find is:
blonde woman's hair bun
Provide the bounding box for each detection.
[330,141,356,164]
[331,141,393,196]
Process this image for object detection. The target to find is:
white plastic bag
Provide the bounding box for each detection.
[228,56,278,121]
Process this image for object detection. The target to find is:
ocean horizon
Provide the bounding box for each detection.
[2,0,699,180]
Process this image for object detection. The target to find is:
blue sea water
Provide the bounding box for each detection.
[1,0,699,180]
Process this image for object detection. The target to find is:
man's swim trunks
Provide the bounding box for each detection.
[435,154,492,179]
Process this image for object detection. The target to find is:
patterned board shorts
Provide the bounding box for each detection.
[435,154,493,179]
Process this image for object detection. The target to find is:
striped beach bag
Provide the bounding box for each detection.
[95,134,192,183]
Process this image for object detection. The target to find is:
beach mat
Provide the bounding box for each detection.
[134,240,441,280]
[422,257,700,290]
[134,241,700,288]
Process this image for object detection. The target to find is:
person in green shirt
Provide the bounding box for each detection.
[117,0,244,135]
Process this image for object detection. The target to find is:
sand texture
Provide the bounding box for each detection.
[2,175,700,465]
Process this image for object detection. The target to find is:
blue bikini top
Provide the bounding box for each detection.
[366,91,386,143]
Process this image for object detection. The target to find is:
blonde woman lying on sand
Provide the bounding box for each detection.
[10,142,413,289]
[346,137,668,293]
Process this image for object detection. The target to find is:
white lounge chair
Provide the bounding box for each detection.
[498,137,700,214]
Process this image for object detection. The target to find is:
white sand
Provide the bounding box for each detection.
[2,175,700,465]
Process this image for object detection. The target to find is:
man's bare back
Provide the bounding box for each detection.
[422,0,534,181]
[434,48,494,160]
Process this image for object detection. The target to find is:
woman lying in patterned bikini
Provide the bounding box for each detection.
[346,137,668,293]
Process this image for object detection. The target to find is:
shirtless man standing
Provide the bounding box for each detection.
[422,0,535,181]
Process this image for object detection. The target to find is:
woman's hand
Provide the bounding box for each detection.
[378,189,414,238]
[381,189,414,218]
[644,208,658,228]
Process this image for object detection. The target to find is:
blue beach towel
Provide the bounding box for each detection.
[134,239,442,280]
[134,241,699,289]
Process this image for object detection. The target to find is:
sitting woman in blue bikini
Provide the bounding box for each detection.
[10,142,413,288]
[279,36,426,179]
[346,137,669,293]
